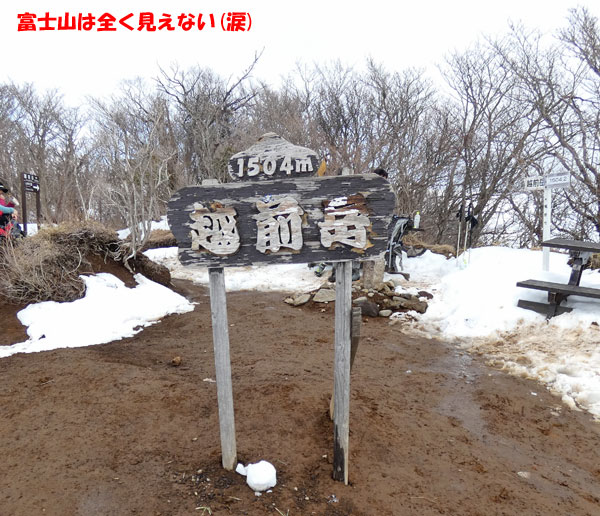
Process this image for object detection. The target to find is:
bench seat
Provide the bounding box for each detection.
[542,238,600,254]
[516,299,573,316]
[516,279,600,299]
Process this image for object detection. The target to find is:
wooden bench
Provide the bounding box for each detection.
[516,279,600,317]
[516,239,600,318]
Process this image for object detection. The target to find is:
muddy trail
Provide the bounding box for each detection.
[1,278,599,515]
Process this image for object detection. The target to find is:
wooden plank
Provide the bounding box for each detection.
[517,299,573,316]
[168,174,395,268]
[333,261,352,484]
[542,238,600,254]
[208,267,237,470]
[516,279,600,299]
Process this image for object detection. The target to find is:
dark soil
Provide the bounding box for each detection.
[1,262,600,515]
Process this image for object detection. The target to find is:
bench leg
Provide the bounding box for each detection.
[568,256,585,286]
[546,292,568,319]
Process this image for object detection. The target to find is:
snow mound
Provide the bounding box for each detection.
[236,460,277,492]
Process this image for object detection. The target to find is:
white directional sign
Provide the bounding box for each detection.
[524,173,571,191]
[524,175,545,191]
[22,172,41,193]
[544,172,571,189]
[523,171,572,271]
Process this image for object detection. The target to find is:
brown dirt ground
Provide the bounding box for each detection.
[1,261,600,516]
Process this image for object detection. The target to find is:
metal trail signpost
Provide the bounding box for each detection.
[20,172,41,236]
[525,172,571,271]
[168,133,395,484]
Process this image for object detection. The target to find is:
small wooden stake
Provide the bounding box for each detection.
[333,261,352,484]
[208,267,237,470]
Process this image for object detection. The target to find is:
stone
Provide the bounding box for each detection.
[379,310,392,317]
[285,293,311,306]
[354,298,380,317]
[396,297,428,314]
[381,285,394,296]
[313,288,337,303]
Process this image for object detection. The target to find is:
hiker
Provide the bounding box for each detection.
[0,180,21,240]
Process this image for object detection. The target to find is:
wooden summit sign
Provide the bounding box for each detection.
[168,133,394,485]
[168,175,393,268]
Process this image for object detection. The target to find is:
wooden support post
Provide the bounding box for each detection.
[208,267,237,470]
[329,306,362,420]
[333,260,352,484]
[20,174,28,236]
[35,190,42,224]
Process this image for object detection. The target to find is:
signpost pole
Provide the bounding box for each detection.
[20,173,28,236]
[543,187,552,272]
[35,189,41,224]
[208,267,237,470]
[333,260,352,484]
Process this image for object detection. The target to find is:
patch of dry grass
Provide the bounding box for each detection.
[0,222,122,304]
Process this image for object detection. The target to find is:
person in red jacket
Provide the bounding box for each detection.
[0,179,21,240]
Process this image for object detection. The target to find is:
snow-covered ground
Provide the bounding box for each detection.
[2,228,600,421]
[401,247,600,420]
[0,273,194,359]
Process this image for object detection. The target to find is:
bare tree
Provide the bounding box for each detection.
[155,55,261,184]
[90,80,175,260]
[500,12,600,240]
[442,41,548,246]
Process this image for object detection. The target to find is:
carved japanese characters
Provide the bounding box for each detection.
[318,194,371,252]
[170,175,393,267]
[254,196,304,253]
[189,202,240,256]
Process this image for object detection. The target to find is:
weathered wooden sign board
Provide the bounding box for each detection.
[168,134,394,485]
[227,132,320,181]
[168,174,394,268]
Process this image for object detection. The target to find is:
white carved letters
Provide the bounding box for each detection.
[254,196,304,253]
[171,134,393,267]
[228,133,319,181]
[187,193,374,258]
[189,202,240,256]
[318,195,371,250]
[294,158,313,173]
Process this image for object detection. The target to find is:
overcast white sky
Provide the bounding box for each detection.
[1,1,598,107]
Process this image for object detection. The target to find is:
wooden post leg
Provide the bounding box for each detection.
[208,267,237,470]
[333,261,352,484]
[329,306,362,421]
